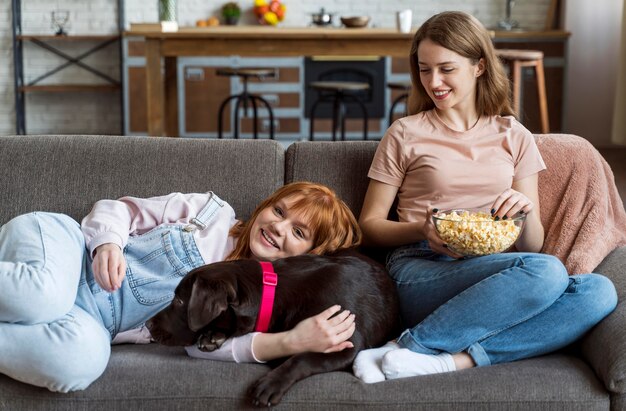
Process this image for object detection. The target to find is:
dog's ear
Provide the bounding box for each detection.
[188,276,237,332]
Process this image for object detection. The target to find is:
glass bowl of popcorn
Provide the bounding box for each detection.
[432,209,525,257]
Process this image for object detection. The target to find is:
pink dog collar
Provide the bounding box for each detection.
[254,261,277,332]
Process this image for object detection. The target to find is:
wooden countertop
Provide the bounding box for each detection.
[492,29,571,39]
[125,25,570,40]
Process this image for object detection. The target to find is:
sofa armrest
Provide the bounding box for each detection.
[581,246,626,393]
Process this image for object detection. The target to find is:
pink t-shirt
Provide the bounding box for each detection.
[368,110,546,225]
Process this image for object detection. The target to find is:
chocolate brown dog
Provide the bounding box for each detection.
[146,249,399,407]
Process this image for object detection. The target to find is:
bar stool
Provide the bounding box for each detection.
[216,67,276,139]
[495,49,549,133]
[308,81,369,141]
[387,81,411,126]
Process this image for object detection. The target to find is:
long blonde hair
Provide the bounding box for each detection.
[407,11,515,118]
[226,182,361,260]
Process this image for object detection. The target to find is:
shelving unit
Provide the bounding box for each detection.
[11,0,125,134]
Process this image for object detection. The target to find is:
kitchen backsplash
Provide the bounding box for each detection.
[15,0,553,33]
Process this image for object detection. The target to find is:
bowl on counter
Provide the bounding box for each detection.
[432,209,525,256]
[340,16,370,28]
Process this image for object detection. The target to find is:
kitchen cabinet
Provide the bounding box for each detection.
[123,28,569,138]
[125,46,308,138]
[123,37,388,139]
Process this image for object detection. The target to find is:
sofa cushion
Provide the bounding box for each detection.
[0,135,284,224]
[0,344,608,410]
[582,246,626,394]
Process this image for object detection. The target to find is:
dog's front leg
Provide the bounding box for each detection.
[197,331,227,352]
[248,349,356,407]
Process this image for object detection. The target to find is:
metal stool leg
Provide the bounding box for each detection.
[309,98,323,141]
[253,94,275,140]
[389,93,408,126]
[339,98,347,141]
[217,70,279,139]
[233,95,245,139]
[332,92,341,142]
[218,94,241,139]
[248,95,258,139]
[344,94,369,140]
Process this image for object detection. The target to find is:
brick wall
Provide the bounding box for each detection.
[0,0,553,136]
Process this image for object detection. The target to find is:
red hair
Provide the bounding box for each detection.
[226,182,361,260]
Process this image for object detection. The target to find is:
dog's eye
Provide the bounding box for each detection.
[174,297,184,305]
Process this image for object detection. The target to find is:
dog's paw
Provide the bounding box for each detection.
[197,331,228,352]
[248,374,290,407]
[196,335,219,352]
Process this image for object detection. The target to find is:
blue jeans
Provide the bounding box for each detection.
[0,195,222,392]
[387,241,617,367]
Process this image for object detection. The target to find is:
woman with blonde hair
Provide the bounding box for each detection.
[353,11,616,382]
[0,181,360,392]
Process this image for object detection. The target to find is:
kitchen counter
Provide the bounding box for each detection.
[126,27,415,59]
[125,25,570,40]
[491,29,570,39]
[127,26,414,38]
[127,26,570,136]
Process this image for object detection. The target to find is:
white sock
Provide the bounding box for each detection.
[352,341,400,383]
[382,348,456,380]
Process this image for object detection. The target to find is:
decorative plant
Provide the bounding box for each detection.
[221,2,242,22]
[159,0,177,22]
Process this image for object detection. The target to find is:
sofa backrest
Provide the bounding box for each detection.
[285,141,379,218]
[0,135,284,225]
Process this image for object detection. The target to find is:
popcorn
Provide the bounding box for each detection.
[433,210,524,256]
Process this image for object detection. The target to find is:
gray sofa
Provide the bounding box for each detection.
[0,134,624,410]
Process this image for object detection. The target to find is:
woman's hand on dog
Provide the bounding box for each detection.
[93,243,127,292]
[252,305,355,361]
[289,305,356,353]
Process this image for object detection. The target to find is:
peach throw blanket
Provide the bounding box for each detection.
[536,134,626,274]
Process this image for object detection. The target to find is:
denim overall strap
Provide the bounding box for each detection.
[183,191,225,232]
[178,192,225,271]
[83,193,225,338]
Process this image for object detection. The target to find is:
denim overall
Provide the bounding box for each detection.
[0,193,225,392]
[78,192,225,338]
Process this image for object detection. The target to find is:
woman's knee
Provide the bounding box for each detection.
[10,266,78,324]
[571,274,618,319]
[42,313,111,392]
[520,254,569,295]
[0,212,83,323]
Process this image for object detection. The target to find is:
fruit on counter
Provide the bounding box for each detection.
[253,0,286,25]
[196,16,220,27]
